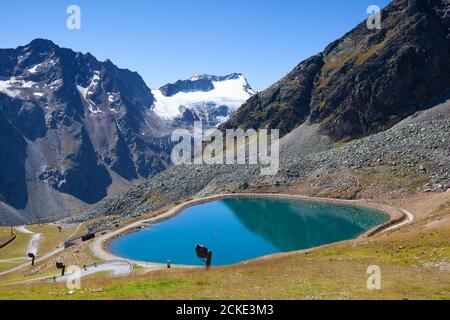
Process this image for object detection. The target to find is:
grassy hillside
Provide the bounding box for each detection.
[0,209,448,300]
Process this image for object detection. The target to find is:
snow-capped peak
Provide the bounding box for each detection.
[151,73,255,126]
[190,73,203,81]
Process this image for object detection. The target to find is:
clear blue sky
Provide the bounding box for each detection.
[1,0,390,91]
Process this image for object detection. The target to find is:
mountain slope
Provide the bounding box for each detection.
[223,0,450,141]
[152,73,255,127]
[74,95,450,226]
[74,0,450,227]
[0,39,173,224]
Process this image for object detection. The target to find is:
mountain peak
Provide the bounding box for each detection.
[152,72,255,126]
[27,38,57,47]
[159,73,254,97]
[0,39,173,223]
[223,0,450,140]
[190,73,244,82]
[20,38,59,54]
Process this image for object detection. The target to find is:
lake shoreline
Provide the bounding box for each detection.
[90,193,411,269]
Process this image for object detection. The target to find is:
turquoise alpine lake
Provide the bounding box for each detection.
[109,198,389,266]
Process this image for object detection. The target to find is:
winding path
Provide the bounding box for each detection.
[7,261,133,285]
[56,260,133,282]
[383,209,415,232]
[14,226,33,235]
[15,226,42,256]
[0,224,83,276]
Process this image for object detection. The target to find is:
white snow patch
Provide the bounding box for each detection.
[76,71,103,114]
[0,77,36,98]
[190,74,202,81]
[107,92,119,103]
[216,116,230,125]
[49,79,62,90]
[17,51,31,64]
[152,75,254,120]
[21,80,34,88]
[27,62,44,74]
[0,85,20,98]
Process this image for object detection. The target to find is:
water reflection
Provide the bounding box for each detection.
[224,199,387,251]
[110,198,389,266]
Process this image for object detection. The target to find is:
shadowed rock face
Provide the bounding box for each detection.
[222,55,324,134]
[0,111,27,209]
[160,79,215,97]
[0,39,173,223]
[223,0,450,141]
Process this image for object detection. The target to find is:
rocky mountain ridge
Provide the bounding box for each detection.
[0,39,173,224]
[222,0,450,141]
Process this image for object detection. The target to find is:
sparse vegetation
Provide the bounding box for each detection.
[356,42,386,65]
[0,229,32,273]
[0,223,448,300]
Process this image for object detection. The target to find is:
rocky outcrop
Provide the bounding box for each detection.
[222,55,323,134]
[160,79,215,97]
[0,111,27,209]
